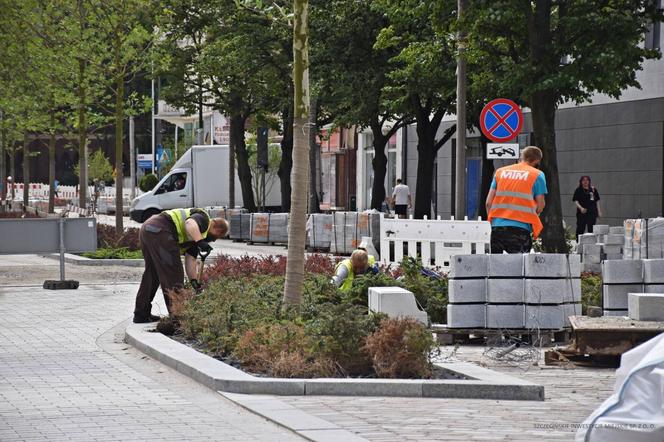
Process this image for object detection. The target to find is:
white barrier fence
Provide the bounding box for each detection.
[379,213,491,272]
[4,183,138,201]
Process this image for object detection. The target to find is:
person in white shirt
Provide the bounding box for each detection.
[391,179,411,219]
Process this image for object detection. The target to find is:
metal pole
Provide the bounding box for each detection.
[151,77,155,175]
[174,125,178,159]
[59,217,65,281]
[454,0,468,219]
[129,116,136,200]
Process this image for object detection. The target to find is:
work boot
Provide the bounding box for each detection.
[133,314,161,323]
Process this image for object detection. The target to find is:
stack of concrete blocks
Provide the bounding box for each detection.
[330,211,380,255]
[229,213,252,241]
[624,218,664,260]
[306,214,334,250]
[626,259,664,321]
[248,213,289,244]
[578,224,624,273]
[447,254,581,329]
[602,260,644,317]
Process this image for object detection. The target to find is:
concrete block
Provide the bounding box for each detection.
[602,244,622,255]
[583,254,602,264]
[605,253,624,260]
[486,304,525,329]
[582,244,602,255]
[593,225,610,234]
[525,304,565,329]
[488,254,523,277]
[643,259,664,283]
[487,279,524,303]
[447,304,486,328]
[604,234,624,245]
[609,226,625,235]
[603,309,628,317]
[564,303,582,325]
[368,287,428,324]
[596,234,607,244]
[449,255,488,278]
[645,284,664,293]
[583,262,602,273]
[628,293,664,321]
[602,259,643,283]
[448,279,486,303]
[524,254,581,278]
[525,278,581,304]
[578,234,597,245]
[603,284,644,309]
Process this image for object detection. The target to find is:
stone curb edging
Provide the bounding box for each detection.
[42,253,144,267]
[125,323,544,401]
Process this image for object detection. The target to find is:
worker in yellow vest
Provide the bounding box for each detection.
[133,208,228,323]
[486,146,547,253]
[331,249,378,291]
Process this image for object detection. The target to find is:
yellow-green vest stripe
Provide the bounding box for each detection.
[164,208,211,244]
[336,255,376,291]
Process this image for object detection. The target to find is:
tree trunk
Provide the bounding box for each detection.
[278,105,293,212]
[308,96,319,213]
[48,132,56,213]
[9,144,15,200]
[229,140,235,208]
[78,58,88,208]
[414,122,438,219]
[369,127,389,210]
[115,74,124,233]
[283,0,310,306]
[0,114,5,201]
[230,114,256,212]
[22,134,29,210]
[531,92,566,252]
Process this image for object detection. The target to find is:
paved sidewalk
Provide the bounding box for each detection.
[0,282,302,442]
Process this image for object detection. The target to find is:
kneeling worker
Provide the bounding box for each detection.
[133,208,228,323]
[331,249,379,291]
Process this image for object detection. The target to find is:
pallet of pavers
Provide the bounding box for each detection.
[330,211,380,255]
[229,213,251,241]
[248,213,289,244]
[577,224,624,273]
[446,253,581,331]
[306,213,333,251]
[624,217,664,260]
[602,258,664,317]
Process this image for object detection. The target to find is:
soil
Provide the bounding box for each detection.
[0,261,144,286]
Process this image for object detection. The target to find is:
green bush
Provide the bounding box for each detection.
[139,173,159,192]
[581,272,602,314]
[82,247,143,259]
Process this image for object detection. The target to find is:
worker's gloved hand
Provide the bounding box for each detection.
[196,240,213,255]
[190,279,202,294]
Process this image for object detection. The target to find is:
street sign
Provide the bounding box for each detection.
[137,154,153,170]
[480,98,523,143]
[486,143,520,160]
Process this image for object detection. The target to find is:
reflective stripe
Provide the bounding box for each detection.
[491,203,536,214]
[179,209,187,223]
[495,190,533,200]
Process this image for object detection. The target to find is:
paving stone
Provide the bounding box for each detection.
[447,304,486,328]
[581,244,602,255]
[449,255,488,278]
[487,254,523,277]
[609,226,625,235]
[525,278,581,304]
[487,279,524,303]
[578,234,597,245]
[486,304,525,329]
[524,254,581,278]
[604,234,624,245]
[583,254,602,264]
[628,293,664,321]
[603,284,644,309]
[605,253,623,260]
[642,259,664,283]
[645,284,664,293]
[602,245,622,255]
[601,259,643,283]
[593,225,610,235]
[525,305,565,329]
[583,262,602,273]
[448,279,486,303]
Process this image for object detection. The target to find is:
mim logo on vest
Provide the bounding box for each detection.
[500,170,530,180]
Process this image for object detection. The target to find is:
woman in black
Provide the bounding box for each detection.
[573,175,602,236]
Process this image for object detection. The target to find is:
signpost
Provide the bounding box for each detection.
[480,98,523,143]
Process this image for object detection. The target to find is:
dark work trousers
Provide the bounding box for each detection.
[576,212,597,236]
[491,226,533,254]
[133,215,184,318]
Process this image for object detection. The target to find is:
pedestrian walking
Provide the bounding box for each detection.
[133,208,228,323]
[573,175,601,236]
[486,146,547,253]
[391,179,411,219]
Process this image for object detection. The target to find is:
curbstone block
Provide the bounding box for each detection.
[447,304,486,328]
[609,226,625,235]
[578,234,597,245]
[628,292,664,321]
[596,234,607,244]
[368,287,428,324]
[525,304,565,329]
[525,278,581,304]
[564,303,582,325]
[487,279,524,303]
[524,254,581,278]
[603,284,644,309]
[449,255,488,278]
[583,254,602,264]
[583,262,602,273]
[605,253,623,261]
[593,225,610,235]
[582,244,602,255]
[645,284,664,293]
[488,254,523,277]
[604,234,624,245]
[603,309,628,317]
[602,244,622,255]
[602,259,643,283]
[486,304,525,329]
[449,279,487,303]
[643,259,664,284]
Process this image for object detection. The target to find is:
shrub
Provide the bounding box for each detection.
[364,318,436,379]
[82,247,142,259]
[581,271,602,314]
[399,257,448,324]
[96,223,140,250]
[202,253,335,283]
[139,173,159,192]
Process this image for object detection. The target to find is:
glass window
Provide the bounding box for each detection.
[158,172,187,194]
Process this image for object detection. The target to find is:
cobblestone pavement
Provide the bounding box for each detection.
[0,281,302,442]
[278,346,616,442]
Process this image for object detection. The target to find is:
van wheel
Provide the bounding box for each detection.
[142,209,160,223]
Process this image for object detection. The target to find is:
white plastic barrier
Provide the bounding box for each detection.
[379,213,491,271]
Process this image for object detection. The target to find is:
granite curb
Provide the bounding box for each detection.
[42,252,144,267]
[125,323,544,401]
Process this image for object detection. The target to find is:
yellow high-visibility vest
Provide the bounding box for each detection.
[163,208,211,245]
[335,255,376,291]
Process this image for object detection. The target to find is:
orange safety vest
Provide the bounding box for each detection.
[488,162,544,239]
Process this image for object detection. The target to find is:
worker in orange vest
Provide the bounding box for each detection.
[486,146,547,253]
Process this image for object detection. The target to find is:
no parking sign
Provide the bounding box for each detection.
[479,98,523,143]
